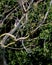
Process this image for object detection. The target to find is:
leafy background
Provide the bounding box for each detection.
[0,0,52,65]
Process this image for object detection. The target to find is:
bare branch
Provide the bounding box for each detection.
[0,14,25,45]
[0,35,29,48]
[0,33,16,40]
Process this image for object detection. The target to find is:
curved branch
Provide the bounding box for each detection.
[0,33,16,40]
[0,35,29,48]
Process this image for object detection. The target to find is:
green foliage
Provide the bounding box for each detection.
[0,0,52,65]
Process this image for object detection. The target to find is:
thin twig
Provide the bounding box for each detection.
[2,5,19,26]
[31,0,52,34]
[7,44,36,50]
[3,4,18,15]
